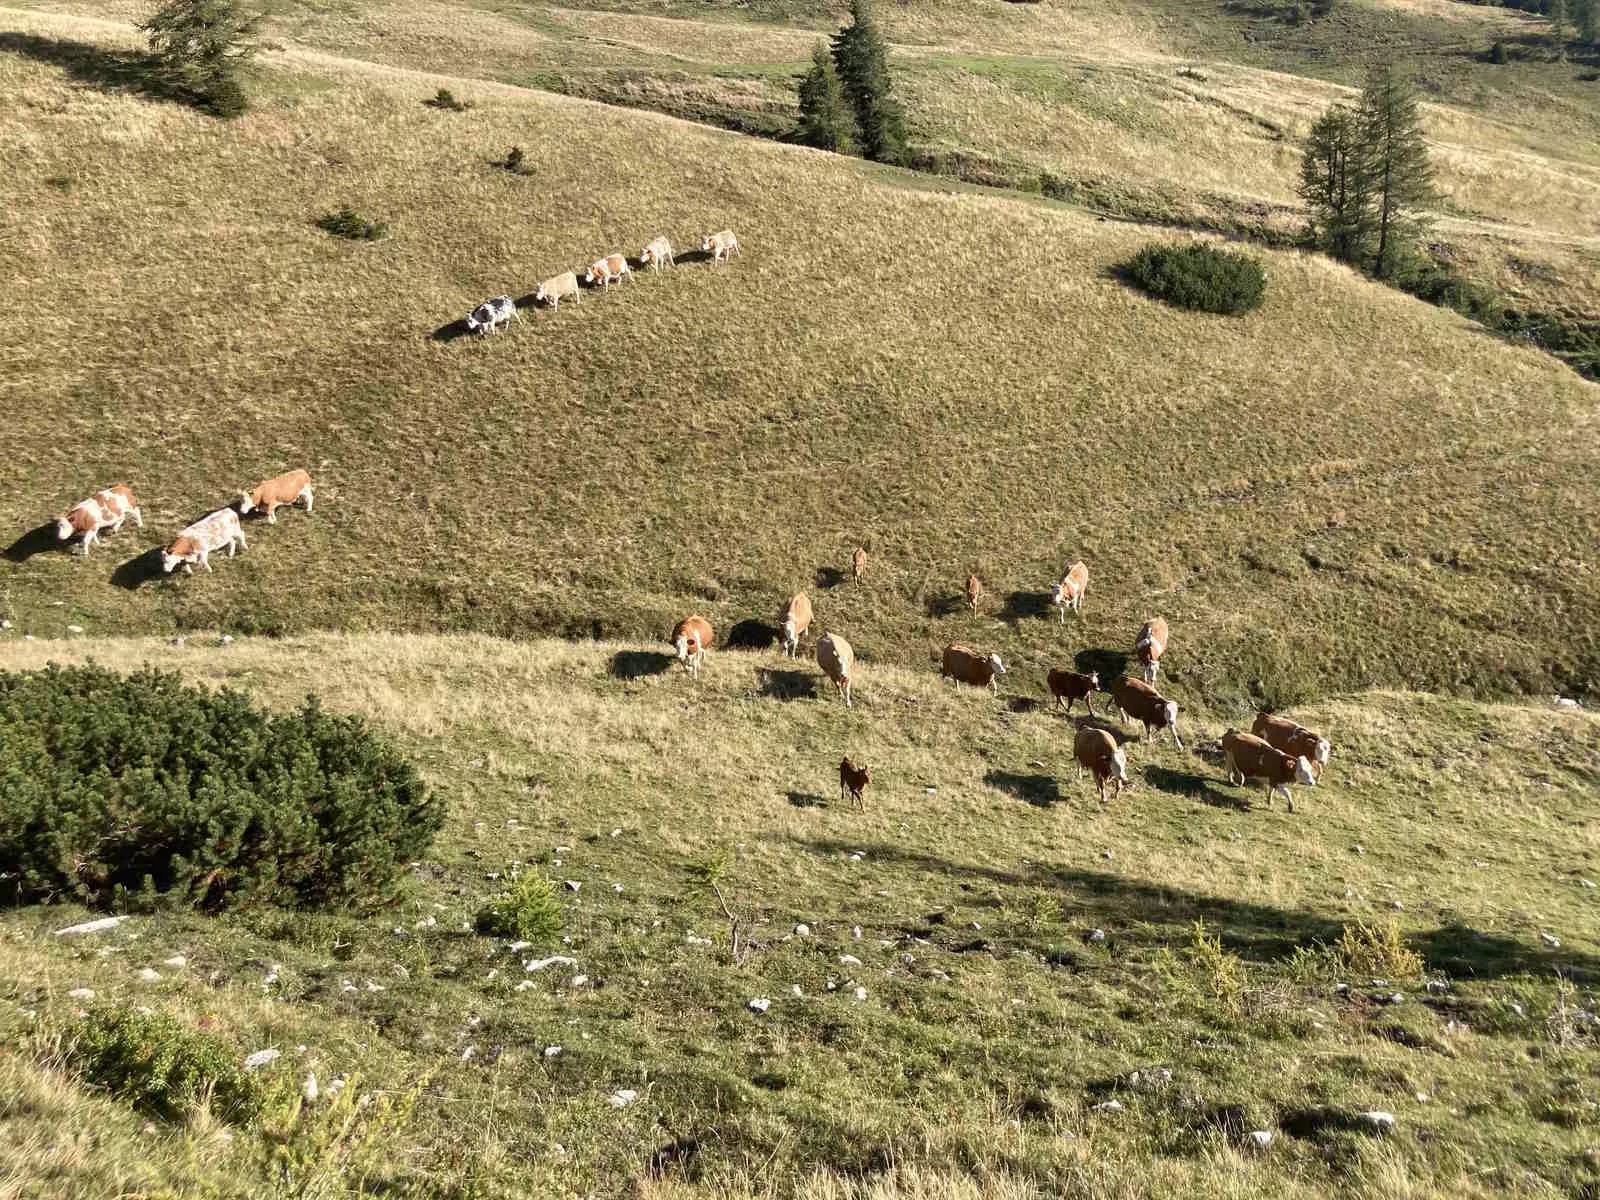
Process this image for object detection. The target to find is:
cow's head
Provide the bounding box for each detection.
[1087,670,1101,690]
[237,491,255,514]
[782,617,796,643]
[640,246,653,263]
[55,514,74,541]
[160,548,184,573]
[1110,744,1129,782]
[674,633,690,661]
[1314,738,1331,766]
[699,234,713,252]
[1294,755,1317,786]
[534,284,547,304]
[987,653,1006,675]
[584,264,601,284]
[1051,583,1065,606]
[1163,700,1179,728]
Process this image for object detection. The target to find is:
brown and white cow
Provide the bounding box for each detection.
[1251,712,1332,780]
[817,632,855,707]
[700,229,740,264]
[162,508,247,575]
[1221,728,1315,811]
[1046,667,1099,715]
[57,485,141,554]
[851,547,867,587]
[839,756,870,811]
[1135,617,1169,684]
[584,253,632,289]
[639,236,675,272]
[779,592,813,659]
[1075,725,1129,804]
[239,469,313,524]
[671,615,714,678]
[941,644,1005,694]
[534,271,581,308]
[1052,561,1088,623]
[1109,675,1182,748]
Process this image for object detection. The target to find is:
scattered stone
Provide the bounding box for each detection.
[544,1045,562,1058]
[1580,879,1597,890]
[365,982,385,993]
[264,964,281,986]
[243,1049,280,1072]
[568,975,589,988]
[1352,845,1364,856]
[525,955,578,973]
[460,1046,477,1062]
[68,988,95,1000]
[22,635,32,642]
[67,625,83,634]
[748,997,771,1014]
[1541,932,1561,948]
[1415,1092,1429,1103]
[219,635,234,645]
[1092,1100,1124,1113]
[791,985,804,998]
[794,923,811,937]
[611,828,622,837]
[839,954,862,966]
[1359,1111,1396,1134]
[508,941,532,953]
[1554,696,1581,710]
[849,853,863,863]
[1391,900,1404,911]
[853,986,867,1001]
[555,845,572,854]
[564,880,581,893]
[1509,1001,1525,1017]
[163,955,187,969]
[54,916,126,938]
[1101,850,1114,861]
[1247,1130,1273,1151]
[612,883,623,893]
[1029,760,1044,769]
[136,968,160,983]
[925,787,936,796]
[516,980,536,991]
[0,619,9,629]
[341,980,358,993]
[303,1073,319,1103]
[685,935,713,946]
[608,1089,638,1109]
[971,921,982,931]
[1087,929,1106,943]
[1426,979,1449,995]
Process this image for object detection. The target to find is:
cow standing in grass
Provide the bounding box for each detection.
[162,508,247,575]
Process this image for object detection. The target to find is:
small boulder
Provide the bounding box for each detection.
[748,997,771,1014]
[243,1049,280,1072]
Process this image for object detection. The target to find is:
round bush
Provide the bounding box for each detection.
[1120,241,1266,315]
[0,665,444,910]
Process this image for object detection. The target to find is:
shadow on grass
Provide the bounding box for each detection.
[1414,922,1600,985]
[983,770,1061,807]
[814,566,846,590]
[1000,590,1053,623]
[1075,647,1129,680]
[786,791,828,809]
[924,593,966,618]
[110,547,167,591]
[677,248,715,267]
[4,523,62,563]
[0,32,201,109]
[609,649,674,680]
[430,317,474,342]
[1007,696,1042,715]
[725,619,778,651]
[757,667,817,701]
[1144,765,1250,811]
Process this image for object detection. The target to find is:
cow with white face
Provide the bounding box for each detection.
[162,508,247,575]
[466,296,518,335]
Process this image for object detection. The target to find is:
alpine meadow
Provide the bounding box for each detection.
[1,0,1597,1197]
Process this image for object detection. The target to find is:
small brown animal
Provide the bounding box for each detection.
[671,615,714,678]
[1046,668,1099,715]
[851,547,867,587]
[966,573,982,616]
[839,756,870,810]
[1074,725,1128,804]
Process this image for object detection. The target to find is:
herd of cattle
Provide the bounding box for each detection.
[53,469,314,574]
[463,230,741,335]
[669,555,1331,813]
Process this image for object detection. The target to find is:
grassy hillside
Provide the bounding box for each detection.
[0,633,1596,1197]
[1,7,1596,709]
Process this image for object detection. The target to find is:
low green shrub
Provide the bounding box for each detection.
[315,208,388,241]
[424,88,472,112]
[71,1007,267,1124]
[1120,241,1267,315]
[0,665,444,910]
[475,870,563,943]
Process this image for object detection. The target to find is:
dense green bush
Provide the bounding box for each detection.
[316,208,388,241]
[1120,241,1267,315]
[138,0,261,119]
[0,665,443,910]
[71,1007,267,1123]
[475,870,563,943]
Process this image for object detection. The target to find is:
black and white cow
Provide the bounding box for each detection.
[466,296,518,336]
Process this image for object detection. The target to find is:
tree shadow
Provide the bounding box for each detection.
[1413,922,1600,985]
[786,791,828,809]
[983,770,1061,808]
[725,619,778,651]
[3,523,63,563]
[430,317,474,342]
[1007,696,1042,715]
[0,32,195,107]
[1075,647,1129,679]
[924,593,966,618]
[814,566,846,590]
[756,667,817,701]
[609,649,674,680]
[1000,590,1053,623]
[1144,765,1249,811]
[110,547,167,591]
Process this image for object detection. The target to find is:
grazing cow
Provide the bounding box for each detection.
[700,229,740,264]
[779,592,813,658]
[941,644,1005,694]
[466,295,518,335]
[1108,676,1182,748]
[1221,728,1315,811]
[161,508,246,575]
[1052,561,1088,623]
[57,485,140,554]
[817,632,855,707]
[584,253,632,289]
[534,271,581,308]
[1251,712,1332,780]
[839,756,870,811]
[671,615,714,678]
[1075,725,1128,804]
[1046,668,1099,715]
[639,236,675,272]
[966,573,982,617]
[238,468,313,525]
[851,547,867,587]
[1135,617,1169,684]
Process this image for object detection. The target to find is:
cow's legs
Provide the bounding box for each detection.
[300,486,314,512]
[131,507,143,528]
[266,502,278,525]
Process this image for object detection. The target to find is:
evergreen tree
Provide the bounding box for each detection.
[1356,64,1436,278]
[1578,0,1598,43]
[139,0,261,117]
[797,41,856,155]
[1297,104,1371,264]
[830,0,908,165]
[1548,0,1568,38]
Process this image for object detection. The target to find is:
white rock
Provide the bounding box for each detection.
[852,926,862,940]
[136,968,160,983]
[748,997,771,1014]
[685,935,713,946]
[1092,1100,1123,1113]
[612,883,623,893]
[1359,1111,1396,1132]
[1415,1092,1429,1103]
[1541,932,1561,948]
[853,986,867,1001]
[544,1045,563,1057]
[1088,929,1107,943]
[849,853,863,863]
[611,828,622,837]
[794,924,811,937]
[460,1046,477,1062]
[1247,1130,1273,1150]
[0,619,9,629]
[68,988,95,1000]
[341,980,358,993]
[243,1049,280,1072]
[1554,696,1580,709]
[163,955,187,969]
[925,787,937,796]
[22,635,33,641]
[555,846,572,854]
[1352,845,1364,856]
[516,980,537,991]
[303,1073,319,1103]
[1581,879,1597,890]
[220,635,234,645]
[791,985,804,998]
[568,975,589,988]
[365,982,385,993]
[54,916,126,938]
[67,625,83,634]
[608,1089,637,1108]
[564,880,581,893]
[524,955,577,973]
[508,941,532,953]
[1101,850,1113,861]
[1509,1001,1525,1016]
[839,954,862,966]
